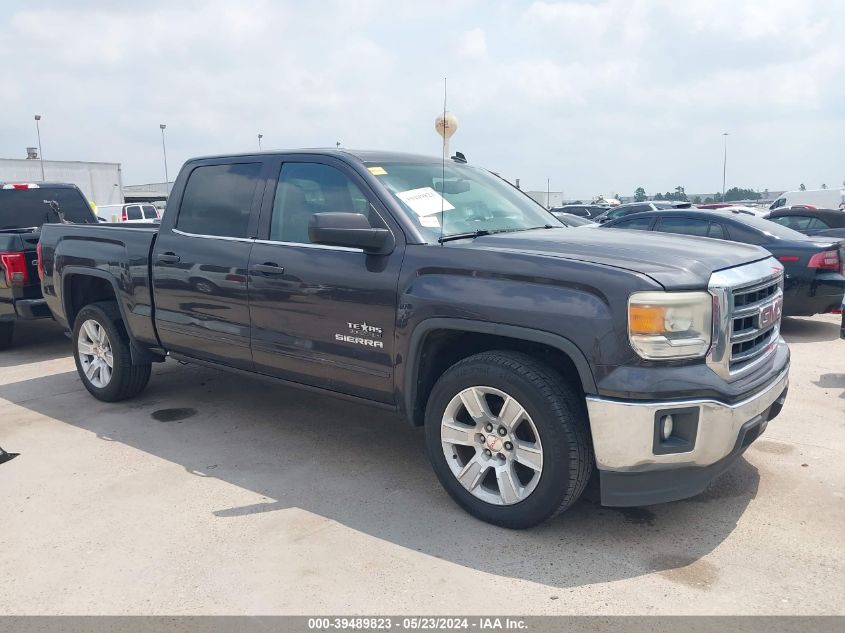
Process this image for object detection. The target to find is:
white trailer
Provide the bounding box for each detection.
[0,158,123,206]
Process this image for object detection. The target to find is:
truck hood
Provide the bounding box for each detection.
[454,227,771,290]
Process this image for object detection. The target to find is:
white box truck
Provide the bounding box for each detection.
[769,188,845,210]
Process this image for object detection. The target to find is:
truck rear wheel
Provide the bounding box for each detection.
[0,322,13,351]
[72,302,151,402]
[424,351,593,529]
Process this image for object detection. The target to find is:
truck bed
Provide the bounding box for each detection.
[39,222,161,349]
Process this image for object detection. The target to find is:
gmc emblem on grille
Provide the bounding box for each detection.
[759,298,783,328]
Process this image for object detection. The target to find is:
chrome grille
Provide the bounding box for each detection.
[706,258,785,380]
[729,278,782,371]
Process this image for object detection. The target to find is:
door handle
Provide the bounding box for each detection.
[157,252,181,264]
[250,263,285,275]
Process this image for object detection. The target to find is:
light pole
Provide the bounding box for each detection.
[258,133,263,150]
[34,115,45,181]
[159,124,169,190]
[547,178,551,209]
[721,132,729,201]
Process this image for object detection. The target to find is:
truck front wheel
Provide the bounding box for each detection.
[72,302,151,402]
[424,351,593,529]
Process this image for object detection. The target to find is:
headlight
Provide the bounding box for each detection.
[628,291,712,359]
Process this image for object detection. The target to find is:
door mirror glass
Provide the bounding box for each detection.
[308,212,393,253]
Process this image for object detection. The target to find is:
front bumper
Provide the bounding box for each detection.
[586,364,789,507]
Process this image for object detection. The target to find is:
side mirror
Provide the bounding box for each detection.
[308,212,393,254]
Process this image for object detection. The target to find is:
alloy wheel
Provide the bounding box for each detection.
[77,319,114,388]
[440,386,544,506]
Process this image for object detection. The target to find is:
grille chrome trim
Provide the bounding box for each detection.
[706,258,785,381]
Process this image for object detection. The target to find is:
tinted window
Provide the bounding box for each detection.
[142,204,158,219]
[605,205,646,221]
[177,163,262,238]
[270,162,371,244]
[655,216,710,237]
[708,223,727,239]
[0,187,96,228]
[612,217,652,231]
[126,205,142,220]
[564,206,589,217]
[771,215,826,231]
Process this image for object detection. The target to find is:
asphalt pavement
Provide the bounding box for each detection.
[1,316,843,615]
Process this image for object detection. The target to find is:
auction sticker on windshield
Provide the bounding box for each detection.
[395,187,455,216]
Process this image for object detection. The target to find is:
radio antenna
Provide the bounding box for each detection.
[440,76,447,246]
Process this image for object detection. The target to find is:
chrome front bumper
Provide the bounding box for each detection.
[586,365,789,473]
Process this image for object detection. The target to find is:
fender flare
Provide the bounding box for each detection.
[404,318,597,424]
[61,267,160,364]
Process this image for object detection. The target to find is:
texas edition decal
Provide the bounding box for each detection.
[335,322,384,348]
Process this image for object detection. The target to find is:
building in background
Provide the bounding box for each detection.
[123,181,172,204]
[0,157,123,206]
[525,190,565,208]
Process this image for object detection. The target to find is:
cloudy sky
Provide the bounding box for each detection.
[1,0,843,198]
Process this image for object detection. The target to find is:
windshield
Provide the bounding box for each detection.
[369,161,562,241]
[0,187,97,229]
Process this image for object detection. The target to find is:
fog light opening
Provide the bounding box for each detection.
[660,414,674,441]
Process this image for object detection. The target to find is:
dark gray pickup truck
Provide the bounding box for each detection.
[39,150,790,528]
[0,182,98,349]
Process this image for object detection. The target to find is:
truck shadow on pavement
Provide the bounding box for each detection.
[0,358,760,590]
[780,316,841,343]
[0,319,71,368]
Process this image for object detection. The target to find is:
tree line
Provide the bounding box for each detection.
[633,186,762,204]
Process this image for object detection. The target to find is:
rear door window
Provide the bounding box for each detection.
[708,223,727,239]
[655,216,710,237]
[141,205,159,219]
[125,205,143,220]
[806,217,831,230]
[612,217,653,231]
[176,163,263,238]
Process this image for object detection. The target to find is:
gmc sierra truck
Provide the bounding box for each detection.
[0,182,98,349]
[39,150,790,528]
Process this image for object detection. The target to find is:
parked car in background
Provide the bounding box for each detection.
[696,203,735,209]
[549,211,595,227]
[600,208,845,317]
[549,204,608,219]
[715,205,769,217]
[0,182,99,349]
[769,188,845,211]
[593,200,692,224]
[97,203,160,223]
[38,149,790,528]
[765,207,845,238]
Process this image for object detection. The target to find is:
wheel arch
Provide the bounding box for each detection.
[62,268,160,365]
[404,318,597,427]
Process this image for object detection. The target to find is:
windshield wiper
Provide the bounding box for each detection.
[437,229,492,243]
[437,226,551,244]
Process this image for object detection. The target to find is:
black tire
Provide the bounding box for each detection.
[0,322,13,351]
[424,351,593,529]
[72,301,151,402]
